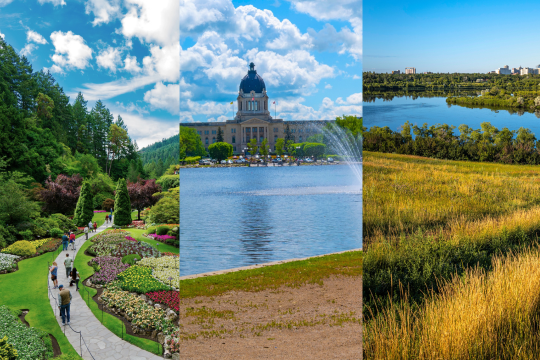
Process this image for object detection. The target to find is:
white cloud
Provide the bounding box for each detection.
[143,82,179,114]
[26,30,48,44]
[124,55,142,73]
[96,46,123,72]
[217,115,227,121]
[38,0,66,6]
[336,92,362,104]
[325,84,332,89]
[286,0,361,21]
[180,0,235,34]
[50,31,93,70]
[20,43,37,56]
[85,0,121,26]
[272,95,361,120]
[352,74,360,79]
[142,43,180,82]
[0,0,13,7]
[73,75,160,100]
[49,64,64,74]
[121,0,179,47]
[0,31,4,39]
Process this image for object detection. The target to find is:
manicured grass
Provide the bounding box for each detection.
[180,250,363,299]
[128,229,179,254]
[74,236,163,356]
[0,251,81,359]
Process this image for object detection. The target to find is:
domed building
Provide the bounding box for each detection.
[182,62,333,155]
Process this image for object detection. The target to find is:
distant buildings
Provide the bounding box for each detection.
[405,67,416,74]
[492,65,540,75]
[423,72,433,74]
[392,70,400,74]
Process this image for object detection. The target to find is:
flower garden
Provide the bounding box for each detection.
[84,229,179,358]
[0,238,62,273]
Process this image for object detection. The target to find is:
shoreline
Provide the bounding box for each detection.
[179,162,361,169]
[180,247,362,281]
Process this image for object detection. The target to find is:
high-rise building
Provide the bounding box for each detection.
[405,67,416,74]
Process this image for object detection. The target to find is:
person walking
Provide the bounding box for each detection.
[110,207,113,218]
[84,225,89,240]
[93,221,97,232]
[64,253,72,279]
[105,214,109,223]
[88,221,93,233]
[50,262,58,289]
[61,232,69,251]
[58,285,72,325]
[69,232,76,250]
[69,267,80,291]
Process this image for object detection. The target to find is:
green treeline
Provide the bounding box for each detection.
[365,121,540,164]
[447,87,540,111]
[139,134,179,179]
[363,72,540,92]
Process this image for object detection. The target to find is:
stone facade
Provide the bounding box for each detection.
[181,63,334,155]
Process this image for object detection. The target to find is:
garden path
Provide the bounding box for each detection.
[47,221,163,360]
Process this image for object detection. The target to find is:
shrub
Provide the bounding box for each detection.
[1,241,36,257]
[49,228,63,238]
[156,175,179,192]
[122,254,142,265]
[0,305,47,360]
[113,179,132,226]
[50,214,74,232]
[0,335,17,360]
[0,225,16,249]
[19,230,33,241]
[145,226,157,235]
[73,181,94,227]
[156,226,169,235]
[33,217,59,237]
[102,198,114,211]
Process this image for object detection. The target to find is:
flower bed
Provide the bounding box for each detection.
[94,210,107,213]
[165,329,179,354]
[91,231,129,243]
[88,241,118,257]
[1,238,50,255]
[36,238,61,254]
[0,254,19,271]
[89,256,130,284]
[161,252,179,257]
[111,242,161,258]
[125,236,137,242]
[147,234,177,243]
[0,306,50,360]
[100,287,171,332]
[146,291,179,313]
[116,266,171,294]
[138,256,179,289]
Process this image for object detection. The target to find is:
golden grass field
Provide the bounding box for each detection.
[364,152,540,359]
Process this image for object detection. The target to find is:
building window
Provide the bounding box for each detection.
[252,127,257,133]
[274,135,277,142]
[255,101,258,111]
[197,131,202,135]
[259,127,264,133]
[232,136,236,143]
[265,101,267,110]
[260,136,264,143]
[292,129,296,133]
[233,146,236,152]
[204,130,209,135]
[231,128,236,133]
[212,130,216,135]
[205,137,209,144]
[212,137,216,143]
[246,135,250,142]
[274,128,278,132]
[246,127,250,133]
[299,129,303,133]
[299,136,303,142]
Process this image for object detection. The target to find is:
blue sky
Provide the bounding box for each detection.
[365,0,540,74]
[0,0,179,148]
[180,0,362,123]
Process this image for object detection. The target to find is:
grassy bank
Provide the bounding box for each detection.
[180,250,363,299]
[366,248,540,359]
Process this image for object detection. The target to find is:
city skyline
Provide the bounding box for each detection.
[365,0,540,74]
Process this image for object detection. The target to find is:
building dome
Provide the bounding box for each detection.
[239,62,266,93]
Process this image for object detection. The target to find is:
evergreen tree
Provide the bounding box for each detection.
[113,178,132,226]
[217,126,224,142]
[72,181,94,226]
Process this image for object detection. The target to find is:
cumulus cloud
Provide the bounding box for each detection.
[352,74,360,79]
[121,0,179,47]
[20,43,37,56]
[0,0,13,7]
[85,0,121,26]
[275,96,361,120]
[38,0,66,6]
[50,31,93,70]
[142,43,180,82]
[26,30,47,44]
[143,82,180,114]
[123,55,142,73]
[336,92,362,104]
[325,84,332,89]
[96,46,123,72]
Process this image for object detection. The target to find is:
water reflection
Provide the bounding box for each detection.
[239,197,274,263]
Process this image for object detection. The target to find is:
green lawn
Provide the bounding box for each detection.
[127,228,179,254]
[73,230,163,356]
[180,250,363,299]
[0,250,81,359]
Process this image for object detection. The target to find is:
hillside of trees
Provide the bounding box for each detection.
[139,134,179,179]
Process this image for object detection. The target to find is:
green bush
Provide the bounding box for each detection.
[19,230,33,241]
[50,214,74,232]
[2,241,36,256]
[167,227,178,238]
[165,238,179,247]
[49,228,63,238]
[32,217,59,237]
[0,305,47,360]
[156,226,169,235]
[0,335,17,360]
[102,198,114,211]
[156,175,179,192]
[145,226,157,235]
[93,192,112,210]
[73,181,94,227]
[122,254,142,265]
[87,246,97,257]
[113,179,132,226]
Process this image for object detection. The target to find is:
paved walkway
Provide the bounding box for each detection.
[48,220,163,360]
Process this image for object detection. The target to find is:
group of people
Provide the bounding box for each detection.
[49,254,80,325]
[61,231,77,251]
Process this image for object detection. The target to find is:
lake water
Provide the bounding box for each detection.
[180,165,362,276]
[364,94,540,134]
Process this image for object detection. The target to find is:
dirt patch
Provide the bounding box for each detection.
[180,275,362,360]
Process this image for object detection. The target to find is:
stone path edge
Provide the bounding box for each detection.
[180,247,363,281]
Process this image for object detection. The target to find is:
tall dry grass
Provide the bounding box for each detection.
[365,248,540,359]
[364,152,540,245]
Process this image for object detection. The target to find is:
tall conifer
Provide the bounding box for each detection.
[113,179,132,226]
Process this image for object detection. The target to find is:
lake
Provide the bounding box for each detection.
[364,93,540,134]
[179,165,362,276]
